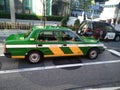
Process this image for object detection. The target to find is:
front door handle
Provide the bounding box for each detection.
[38,44,42,46]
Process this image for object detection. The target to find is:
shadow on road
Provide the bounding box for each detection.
[18,59,45,69]
[52,57,82,70]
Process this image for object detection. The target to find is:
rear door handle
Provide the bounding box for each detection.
[63,44,67,46]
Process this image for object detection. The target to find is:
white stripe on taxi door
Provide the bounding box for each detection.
[6,45,37,48]
[6,44,104,48]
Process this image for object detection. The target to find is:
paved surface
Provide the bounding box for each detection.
[0,41,120,90]
[0,53,120,90]
[0,19,120,90]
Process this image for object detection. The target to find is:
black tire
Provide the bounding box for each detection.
[114,36,120,42]
[87,48,98,60]
[27,51,43,64]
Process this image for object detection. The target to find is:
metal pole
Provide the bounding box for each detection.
[116,2,120,24]
[43,0,45,27]
[83,0,86,21]
[9,0,16,23]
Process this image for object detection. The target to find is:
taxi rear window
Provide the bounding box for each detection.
[25,29,32,37]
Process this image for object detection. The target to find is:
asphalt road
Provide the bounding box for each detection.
[0,41,120,90]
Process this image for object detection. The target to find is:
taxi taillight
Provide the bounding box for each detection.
[3,44,6,53]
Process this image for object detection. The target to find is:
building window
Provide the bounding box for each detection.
[0,0,10,13]
[23,0,32,14]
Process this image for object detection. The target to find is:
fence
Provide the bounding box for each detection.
[0,22,32,30]
[0,21,60,30]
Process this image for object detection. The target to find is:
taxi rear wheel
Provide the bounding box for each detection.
[87,48,98,60]
[27,51,43,64]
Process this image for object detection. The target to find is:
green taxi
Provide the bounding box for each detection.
[4,26,105,64]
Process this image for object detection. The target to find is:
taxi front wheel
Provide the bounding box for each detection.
[27,51,43,64]
[87,48,98,60]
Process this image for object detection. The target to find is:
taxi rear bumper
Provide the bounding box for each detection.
[4,52,12,58]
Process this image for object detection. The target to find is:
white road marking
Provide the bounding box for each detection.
[0,59,120,74]
[107,49,120,57]
[86,87,120,90]
[0,54,4,56]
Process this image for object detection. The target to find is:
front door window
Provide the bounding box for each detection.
[60,30,81,41]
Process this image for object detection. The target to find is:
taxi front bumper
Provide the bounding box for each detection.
[99,45,106,53]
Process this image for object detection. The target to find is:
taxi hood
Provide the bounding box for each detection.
[81,36,99,43]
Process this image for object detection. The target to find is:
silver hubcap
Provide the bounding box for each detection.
[90,50,97,59]
[29,53,40,63]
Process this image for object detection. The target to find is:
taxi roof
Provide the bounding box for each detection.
[32,25,71,31]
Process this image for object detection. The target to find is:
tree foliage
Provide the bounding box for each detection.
[74,19,80,31]
[75,0,91,11]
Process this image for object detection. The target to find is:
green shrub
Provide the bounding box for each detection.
[61,17,69,27]
[16,13,41,20]
[74,19,80,31]
[0,12,65,21]
[46,16,64,21]
[0,12,10,19]
[67,25,75,31]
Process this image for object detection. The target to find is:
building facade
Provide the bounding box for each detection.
[0,0,71,16]
[100,0,120,20]
[71,0,95,17]
[0,0,10,13]
[0,0,52,16]
[52,0,71,16]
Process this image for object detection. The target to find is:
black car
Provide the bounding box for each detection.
[76,20,120,41]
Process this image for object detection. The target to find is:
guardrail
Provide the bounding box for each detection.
[0,19,61,30]
[0,22,32,30]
